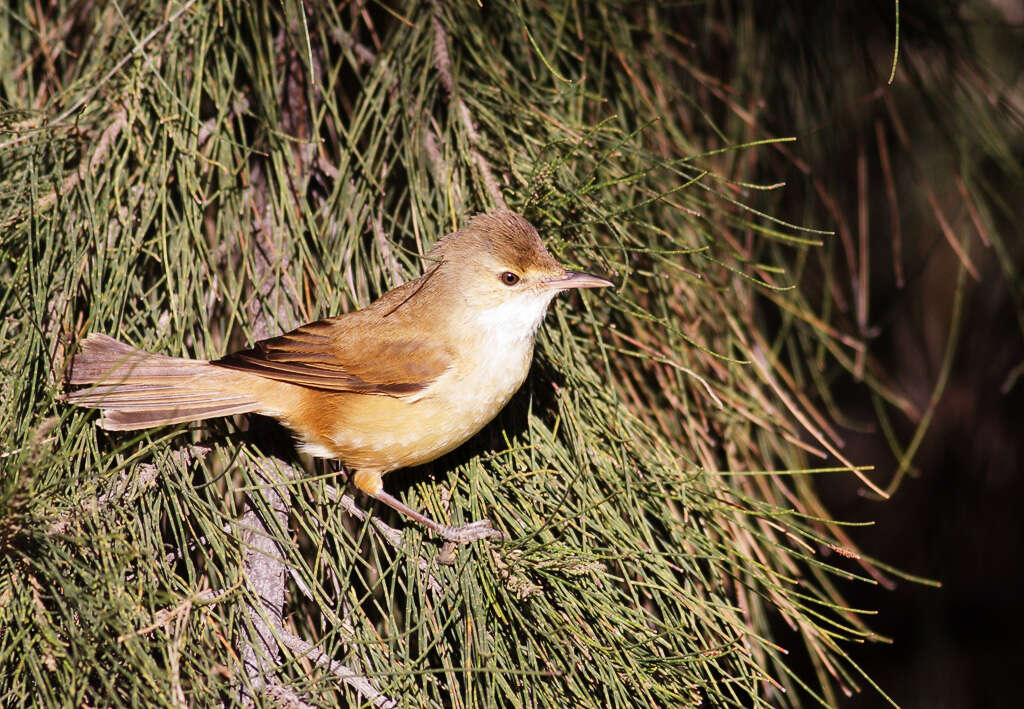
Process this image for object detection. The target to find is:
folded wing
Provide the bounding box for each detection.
[212,315,452,396]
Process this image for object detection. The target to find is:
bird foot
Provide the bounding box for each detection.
[437,518,506,544]
[370,490,505,544]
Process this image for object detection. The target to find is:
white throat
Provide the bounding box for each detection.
[469,292,555,347]
[437,292,553,416]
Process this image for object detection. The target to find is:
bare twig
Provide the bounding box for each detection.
[330,26,378,66]
[277,631,401,709]
[47,445,211,535]
[196,97,250,147]
[430,5,507,210]
[0,0,199,153]
[324,484,444,593]
[421,121,465,214]
[1,109,129,233]
[374,210,404,288]
[262,680,318,709]
[239,457,292,702]
[117,589,221,642]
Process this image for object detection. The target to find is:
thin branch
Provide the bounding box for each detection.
[0,0,200,152]
[262,680,318,709]
[324,484,444,593]
[239,457,291,701]
[47,445,211,535]
[1,108,128,232]
[277,631,401,709]
[430,5,507,209]
[117,589,221,642]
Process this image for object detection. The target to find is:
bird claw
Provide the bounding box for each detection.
[439,518,506,544]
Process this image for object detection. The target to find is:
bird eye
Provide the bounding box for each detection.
[500,271,520,286]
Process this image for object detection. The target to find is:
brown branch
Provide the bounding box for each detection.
[262,680,318,709]
[421,121,465,214]
[47,444,210,535]
[324,484,444,592]
[0,108,129,233]
[117,589,221,642]
[239,457,292,702]
[373,210,405,288]
[430,5,507,210]
[330,27,378,66]
[277,631,400,709]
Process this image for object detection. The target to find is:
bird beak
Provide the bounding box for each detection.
[542,270,615,290]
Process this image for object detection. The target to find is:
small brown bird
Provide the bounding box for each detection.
[66,211,612,542]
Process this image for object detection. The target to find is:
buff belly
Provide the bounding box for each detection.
[294,288,545,479]
[297,342,533,474]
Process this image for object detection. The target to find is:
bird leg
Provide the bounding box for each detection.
[351,468,503,543]
[370,490,505,544]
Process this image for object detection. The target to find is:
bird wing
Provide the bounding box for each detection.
[211,313,452,396]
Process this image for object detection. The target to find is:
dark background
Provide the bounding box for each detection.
[826,250,1024,708]
[748,1,1024,705]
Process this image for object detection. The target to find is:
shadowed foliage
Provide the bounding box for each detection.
[1,1,1020,707]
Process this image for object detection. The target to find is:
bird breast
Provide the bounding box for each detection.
[315,294,550,473]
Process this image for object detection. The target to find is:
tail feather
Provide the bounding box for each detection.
[67,334,195,383]
[68,385,252,407]
[65,334,260,430]
[97,402,261,431]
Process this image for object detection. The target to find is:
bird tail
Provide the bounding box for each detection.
[65,333,261,431]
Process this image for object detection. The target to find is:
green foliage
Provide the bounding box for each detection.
[1,1,1018,707]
